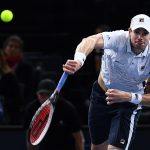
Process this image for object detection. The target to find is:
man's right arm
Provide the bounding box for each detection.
[75,33,104,55]
[72,130,85,150]
[63,33,104,74]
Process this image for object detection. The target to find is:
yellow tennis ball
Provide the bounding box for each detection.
[0,10,13,22]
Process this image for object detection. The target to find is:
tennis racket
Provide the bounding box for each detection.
[29,72,68,145]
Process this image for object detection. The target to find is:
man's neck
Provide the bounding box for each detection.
[132,48,144,55]
[131,44,145,55]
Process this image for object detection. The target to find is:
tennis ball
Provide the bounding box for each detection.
[0,10,13,22]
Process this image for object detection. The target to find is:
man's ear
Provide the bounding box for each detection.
[128,28,132,32]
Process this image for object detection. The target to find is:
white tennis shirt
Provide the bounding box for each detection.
[100,30,150,94]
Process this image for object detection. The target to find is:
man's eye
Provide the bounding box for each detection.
[134,29,149,36]
[134,30,140,34]
[143,31,149,36]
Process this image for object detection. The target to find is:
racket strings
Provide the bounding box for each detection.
[30,104,51,143]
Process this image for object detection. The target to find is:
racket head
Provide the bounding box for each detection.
[29,100,54,145]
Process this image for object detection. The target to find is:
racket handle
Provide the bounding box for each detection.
[56,72,68,93]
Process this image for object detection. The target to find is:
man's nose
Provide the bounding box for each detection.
[137,34,143,39]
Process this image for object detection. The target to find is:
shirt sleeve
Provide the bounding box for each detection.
[101,30,128,51]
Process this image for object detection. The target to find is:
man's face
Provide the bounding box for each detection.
[37,92,49,104]
[129,28,150,50]
[4,41,21,57]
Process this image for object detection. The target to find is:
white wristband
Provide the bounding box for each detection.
[130,93,142,104]
[74,52,86,66]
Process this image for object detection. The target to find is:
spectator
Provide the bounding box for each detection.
[23,78,84,150]
[2,35,36,107]
[0,96,4,122]
[0,49,22,125]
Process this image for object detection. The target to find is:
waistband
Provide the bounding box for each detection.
[93,80,106,95]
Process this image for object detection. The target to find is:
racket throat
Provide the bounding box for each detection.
[49,90,59,105]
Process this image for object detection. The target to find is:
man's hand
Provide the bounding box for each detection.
[105,89,131,105]
[63,59,82,75]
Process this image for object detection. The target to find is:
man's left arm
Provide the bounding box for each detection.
[72,130,85,150]
[144,78,150,94]
[105,89,150,106]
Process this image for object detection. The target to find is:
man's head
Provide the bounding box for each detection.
[130,14,150,32]
[129,14,150,53]
[36,79,56,104]
[3,35,24,67]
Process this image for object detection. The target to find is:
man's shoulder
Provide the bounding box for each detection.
[57,97,78,113]
[19,58,33,67]
[102,30,128,50]
[17,58,34,71]
[102,30,128,43]
[58,97,75,107]
[111,30,128,38]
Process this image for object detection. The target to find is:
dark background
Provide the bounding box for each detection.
[0,2,150,149]
[0,0,150,53]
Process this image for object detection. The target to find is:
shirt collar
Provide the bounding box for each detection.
[141,44,149,57]
[126,38,132,53]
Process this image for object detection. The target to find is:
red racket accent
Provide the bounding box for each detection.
[30,104,51,144]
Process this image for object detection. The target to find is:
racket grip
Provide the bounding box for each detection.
[56,72,68,93]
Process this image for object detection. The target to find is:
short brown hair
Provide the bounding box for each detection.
[3,35,24,50]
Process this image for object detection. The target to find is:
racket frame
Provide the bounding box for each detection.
[29,100,54,145]
[29,72,68,145]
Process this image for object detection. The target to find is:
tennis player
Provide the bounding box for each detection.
[63,14,150,150]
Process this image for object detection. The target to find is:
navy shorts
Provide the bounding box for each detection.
[88,81,142,149]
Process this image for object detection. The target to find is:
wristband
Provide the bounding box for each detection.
[130,93,142,104]
[74,52,86,66]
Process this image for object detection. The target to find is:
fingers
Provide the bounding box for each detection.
[105,89,115,97]
[106,89,116,93]
[105,89,129,105]
[63,65,76,74]
[105,89,120,105]
[63,59,81,74]
[107,101,115,105]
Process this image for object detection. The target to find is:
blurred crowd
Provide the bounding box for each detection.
[0,34,88,150]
